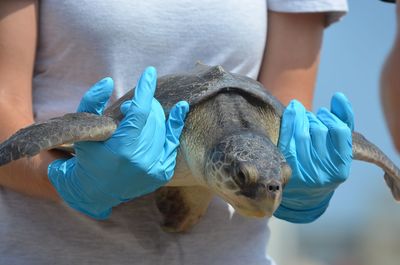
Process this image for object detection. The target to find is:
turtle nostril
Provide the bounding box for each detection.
[266,182,281,192]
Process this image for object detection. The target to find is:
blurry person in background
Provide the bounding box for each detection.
[380,0,400,152]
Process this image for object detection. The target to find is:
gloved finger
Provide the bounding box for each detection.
[160,101,190,181]
[115,99,165,147]
[119,67,158,138]
[330,92,354,132]
[307,111,328,157]
[125,67,157,120]
[290,100,311,157]
[77,77,114,115]
[317,107,352,156]
[278,100,299,154]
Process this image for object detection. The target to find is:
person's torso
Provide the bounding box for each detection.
[0,1,274,264]
[32,0,267,121]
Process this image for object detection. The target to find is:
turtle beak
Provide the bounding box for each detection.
[233,197,281,218]
[229,184,283,218]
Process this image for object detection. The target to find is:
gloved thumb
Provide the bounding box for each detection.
[77,77,114,115]
[160,101,190,180]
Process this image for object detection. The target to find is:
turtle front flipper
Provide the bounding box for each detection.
[155,186,213,232]
[0,113,117,166]
[352,131,400,200]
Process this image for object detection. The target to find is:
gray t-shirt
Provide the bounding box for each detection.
[0,1,347,264]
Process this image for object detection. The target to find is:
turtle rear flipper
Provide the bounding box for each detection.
[155,186,213,232]
[0,112,117,166]
[352,131,400,200]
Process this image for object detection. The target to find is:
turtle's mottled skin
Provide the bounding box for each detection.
[0,64,399,232]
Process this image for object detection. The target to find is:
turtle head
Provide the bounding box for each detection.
[204,132,291,218]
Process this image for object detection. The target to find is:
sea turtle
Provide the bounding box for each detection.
[0,64,399,232]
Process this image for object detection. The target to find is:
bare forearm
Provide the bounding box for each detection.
[0,0,63,201]
[0,151,64,201]
[0,103,64,201]
[258,11,325,109]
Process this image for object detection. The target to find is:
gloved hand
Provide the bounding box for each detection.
[274,93,354,223]
[48,67,189,219]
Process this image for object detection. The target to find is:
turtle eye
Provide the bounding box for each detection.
[231,161,255,187]
[231,161,259,186]
[235,169,247,186]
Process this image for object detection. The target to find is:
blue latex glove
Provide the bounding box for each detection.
[48,67,189,219]
[274,93,354,223]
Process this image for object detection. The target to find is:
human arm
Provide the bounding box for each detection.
[0,0,64,200]
[380,1,400,152]
[258,11,325,109]
[258,11,354,223]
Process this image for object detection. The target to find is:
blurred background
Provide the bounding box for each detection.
[268,1,400,265]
